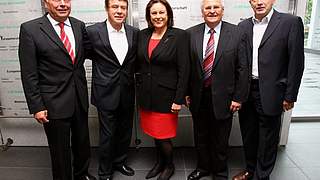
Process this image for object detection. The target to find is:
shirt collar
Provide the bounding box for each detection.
[252,8,274,24]
[106,19,125,33]
[204,21,222,35]
[47,14,71,27]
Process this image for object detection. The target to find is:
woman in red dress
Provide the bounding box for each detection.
[136,0,190,179]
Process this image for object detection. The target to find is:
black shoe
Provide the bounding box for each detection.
[157,164,174,180]
[113,164,135,176]
[145,162,164,179]
[77,174,97,180]
[99,175,113,180]
[187,169,210,180]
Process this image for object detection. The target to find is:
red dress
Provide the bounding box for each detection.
[140,39,178,139]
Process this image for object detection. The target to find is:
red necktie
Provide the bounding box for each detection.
[203,29,215,87]
[58,22,75,64]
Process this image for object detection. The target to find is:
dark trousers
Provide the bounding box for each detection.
[238,80,281,180]
[192,87,233,179]
[97,103,134,178]
[43,96,91,180]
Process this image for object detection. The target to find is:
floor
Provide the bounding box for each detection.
[1,122,320,180]
[292,53,320,118]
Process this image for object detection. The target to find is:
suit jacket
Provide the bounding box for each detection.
[86,21,139,111]
[136,27,190,113]
[19,15,89,119]
[186,22,249,120]
[238,10,305,116]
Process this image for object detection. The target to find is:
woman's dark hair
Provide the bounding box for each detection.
[145,0,174,28]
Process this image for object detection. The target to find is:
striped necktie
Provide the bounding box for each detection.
[59,22,75,64]
[203,29,215,87]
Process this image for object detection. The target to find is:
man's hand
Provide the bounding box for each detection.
[34,110,49,124]
[283,100,294,111]
[230,101,241,113]
[171,103,182,114]
[185,96,191,107]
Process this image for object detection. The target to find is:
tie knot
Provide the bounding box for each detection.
[209,29,215,34]
[58,22,64,29]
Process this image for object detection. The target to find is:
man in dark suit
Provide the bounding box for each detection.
[186,0,248,179]
[18,0,95,180]
[233,0,304,180]
[86,0,138,180]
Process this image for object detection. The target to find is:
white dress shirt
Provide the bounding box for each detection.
[203,21,222,60]
[47,14,76,55]
[252,8,274,78]
[106,20,128,65]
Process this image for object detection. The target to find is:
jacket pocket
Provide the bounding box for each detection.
[40,85,58,93]
[157,79,177,90]
[93,78,110,87]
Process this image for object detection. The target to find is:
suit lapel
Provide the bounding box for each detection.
[195,24,205,66]
[248,19,254,49]
[98,21,119,65]
[213,22,230,69]
[142,29,153,62]
[39,15,70,58]
[70,18,80,65]
[259,10,281,48]
[122,24,132,66]
[150,28,174,61]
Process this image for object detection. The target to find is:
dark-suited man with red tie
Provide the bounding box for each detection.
[85,0,138,180]
[186,0,248,179]
[18,0,95,180]
[233,0,304,180]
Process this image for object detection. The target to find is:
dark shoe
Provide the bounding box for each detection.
[157,164,174,180]
[232,170,253,180]
[114,164,135,176]
[187,169,210,180]
[99,175,113,180]
[145,162,164,179]
[77,174,97,180]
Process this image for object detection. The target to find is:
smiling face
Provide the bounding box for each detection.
[201,0,224,28]
[44,0,71,22]
[106,0,128,30]
[249,0,275,21]
[149,2,168,30]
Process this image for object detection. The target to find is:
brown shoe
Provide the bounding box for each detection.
[232,170,253,180]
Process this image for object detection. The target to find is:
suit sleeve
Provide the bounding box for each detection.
[174,30,190,104]
[233,28,249,103]
[18,24,46,114]
[83,24,94,60]
[286,17,305,102]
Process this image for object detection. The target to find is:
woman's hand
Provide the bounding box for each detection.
[171,103,181,114]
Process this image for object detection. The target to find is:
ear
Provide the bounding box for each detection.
[43,0,48,8]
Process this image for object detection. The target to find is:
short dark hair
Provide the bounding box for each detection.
[145,0,174,28]
[105,0,128,8]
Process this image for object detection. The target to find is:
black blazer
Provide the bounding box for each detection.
[136,27,190,113]
[238,10,304,116]
[187,22,249,120]
[86,21,139,111]
[19,15,89,119]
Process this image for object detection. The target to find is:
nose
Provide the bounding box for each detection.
[207,6,216,13]
[256,0,263,4]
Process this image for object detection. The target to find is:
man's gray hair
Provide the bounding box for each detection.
[201,0,225,9]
